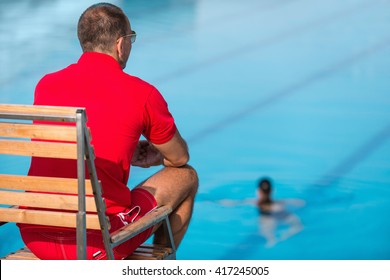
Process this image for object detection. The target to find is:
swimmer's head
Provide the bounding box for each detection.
[258,177,272,194]
[257,177,273,205]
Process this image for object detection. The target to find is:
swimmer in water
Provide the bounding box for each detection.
[257,178,273,213]
[256,177,304,247]
[218,177,304,247]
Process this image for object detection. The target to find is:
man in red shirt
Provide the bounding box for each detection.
[18,3,198,260]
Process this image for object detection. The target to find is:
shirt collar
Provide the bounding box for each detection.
[78,52,122,71]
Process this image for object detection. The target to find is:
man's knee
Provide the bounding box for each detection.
[182,164,199,195]
[145,164,198,205]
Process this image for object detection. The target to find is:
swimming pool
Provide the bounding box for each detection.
[1,0,389,259]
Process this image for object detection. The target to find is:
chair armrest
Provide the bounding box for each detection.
[110,205,172,246]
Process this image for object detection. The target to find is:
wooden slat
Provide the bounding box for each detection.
[1,244,170,260]
[125,245,173,260]
[132,246,168,258]
[0,191,97,212]
[2,245,173,260]
[0,139,77,159]
[0,122,76,142]
[0,104,80,115]
[137,244,174,259]
[0,174,94,195]
[138,243,173,254]
[0,208,100,230]
[125,252,161,260]
[111,206,172,244]
[0,104,83,122]
[3,248,39,260]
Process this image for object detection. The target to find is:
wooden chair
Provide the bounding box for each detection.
[0,104,176,260]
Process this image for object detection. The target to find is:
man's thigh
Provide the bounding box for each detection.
[134,165,197,209]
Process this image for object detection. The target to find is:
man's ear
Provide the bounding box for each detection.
[116,37,124,58]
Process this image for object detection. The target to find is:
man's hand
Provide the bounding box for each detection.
[131,140,164,168]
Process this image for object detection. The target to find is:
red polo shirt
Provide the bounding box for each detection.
[29,52,176,215]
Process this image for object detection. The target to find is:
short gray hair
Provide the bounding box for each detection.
[77,3,128,52]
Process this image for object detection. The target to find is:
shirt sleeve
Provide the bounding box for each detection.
[142,87,177,144]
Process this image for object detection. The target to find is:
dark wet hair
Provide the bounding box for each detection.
[258,177,272,194]
[77,3,128,52]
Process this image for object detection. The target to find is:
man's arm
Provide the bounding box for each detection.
[132,130,189,168]
[154,130,189,167]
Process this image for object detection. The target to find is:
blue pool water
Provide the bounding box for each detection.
[1,0,389,259]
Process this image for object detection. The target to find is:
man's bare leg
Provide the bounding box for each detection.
[135,165,198,248]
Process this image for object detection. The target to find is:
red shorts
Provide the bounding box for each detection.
[18,188,157,260]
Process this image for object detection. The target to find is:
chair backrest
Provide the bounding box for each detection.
[0,104,114,259]
[0,104,176,260]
